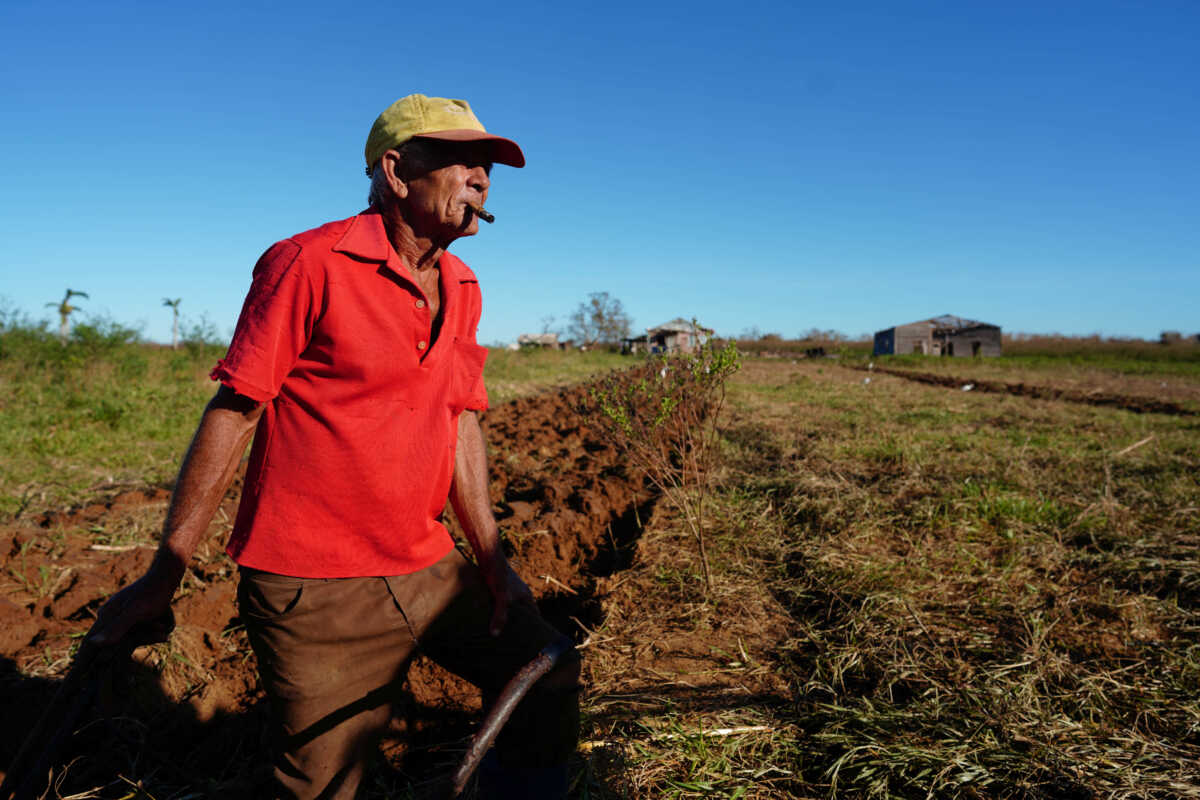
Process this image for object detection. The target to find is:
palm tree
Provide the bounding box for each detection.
[163,298,182,350]
[46,289,88,345]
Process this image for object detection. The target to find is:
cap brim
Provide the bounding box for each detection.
[413,129,526,168]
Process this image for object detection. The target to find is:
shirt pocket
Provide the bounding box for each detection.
[447,338,489,415]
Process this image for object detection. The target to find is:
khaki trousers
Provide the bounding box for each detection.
[238,548,579,800]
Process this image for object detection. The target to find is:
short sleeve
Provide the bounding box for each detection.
[449,339,489,413]
[464,358,489,412]
[210,239,314,402]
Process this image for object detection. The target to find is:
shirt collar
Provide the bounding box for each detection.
[333,207,473,285]
[332,208,393,263]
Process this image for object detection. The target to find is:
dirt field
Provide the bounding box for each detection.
[859,345,1200,410]
[860,364,1200,416]
[0,379,788,798]
[3,352,1198,798]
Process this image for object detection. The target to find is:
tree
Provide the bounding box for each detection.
[45,288,88,345]
[566,292,631,348]
[163,298,182,350]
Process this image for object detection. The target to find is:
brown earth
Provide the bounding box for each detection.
[0,382,784,797]
[860,365,1199,415]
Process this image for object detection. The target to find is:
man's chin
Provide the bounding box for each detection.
[428,220,476,244]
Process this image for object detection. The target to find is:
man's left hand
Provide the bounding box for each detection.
[481,555,534,636]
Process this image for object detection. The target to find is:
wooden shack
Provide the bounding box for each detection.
[516,332,563,349]
[873,315,1002,357]
[641,319,713,354]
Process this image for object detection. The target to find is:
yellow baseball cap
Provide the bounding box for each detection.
[364,93,526,173]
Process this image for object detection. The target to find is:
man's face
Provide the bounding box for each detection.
[399,139,493,240]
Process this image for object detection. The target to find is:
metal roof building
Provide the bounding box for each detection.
[623,318,713,354]
[873,314,1002,357]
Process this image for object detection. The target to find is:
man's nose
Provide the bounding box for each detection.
[469,166,490,194]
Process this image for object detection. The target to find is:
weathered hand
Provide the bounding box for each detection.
[87,567,178,648]
[482,556,534,637]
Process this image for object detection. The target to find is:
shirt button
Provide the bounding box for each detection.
[415,299,426,309]
[417,340,427,350]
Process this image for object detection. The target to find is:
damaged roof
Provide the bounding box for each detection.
[646,318,713,334]
[900,314,1000,332]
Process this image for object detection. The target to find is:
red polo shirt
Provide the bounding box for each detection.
[211,209,489,578]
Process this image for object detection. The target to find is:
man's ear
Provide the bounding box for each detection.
[380,150,408,199]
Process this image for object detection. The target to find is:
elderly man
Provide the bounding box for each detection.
[90,94,579,799]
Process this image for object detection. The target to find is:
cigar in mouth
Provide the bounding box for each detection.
[467,204,495,224]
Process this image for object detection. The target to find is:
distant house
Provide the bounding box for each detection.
[873,315,1002,357]
[516,332,562,349]
[621,333,649,354]
[633,318,713,354]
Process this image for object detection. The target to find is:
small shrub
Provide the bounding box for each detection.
[590,336,740,592]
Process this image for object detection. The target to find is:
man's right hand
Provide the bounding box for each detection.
[87,565,179,647]
[84,385,262,649]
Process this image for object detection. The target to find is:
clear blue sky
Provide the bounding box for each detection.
[2,1,1197,344]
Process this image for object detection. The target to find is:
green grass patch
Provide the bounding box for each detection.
[0,313,630,517]
[0,323,225,518]
[483,346,627,405]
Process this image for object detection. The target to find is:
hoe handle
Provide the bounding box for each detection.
[448,638,570,798]
[0,612,174,800]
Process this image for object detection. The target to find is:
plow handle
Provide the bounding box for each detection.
[448,638,570,798]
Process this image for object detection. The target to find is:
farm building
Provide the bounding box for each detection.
[631,318,713,354]
[873,315,1002,357]
[515,332,563,349]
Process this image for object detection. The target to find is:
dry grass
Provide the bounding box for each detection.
[570,357,1199,797]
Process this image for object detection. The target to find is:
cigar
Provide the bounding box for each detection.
[467,204,495,224]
